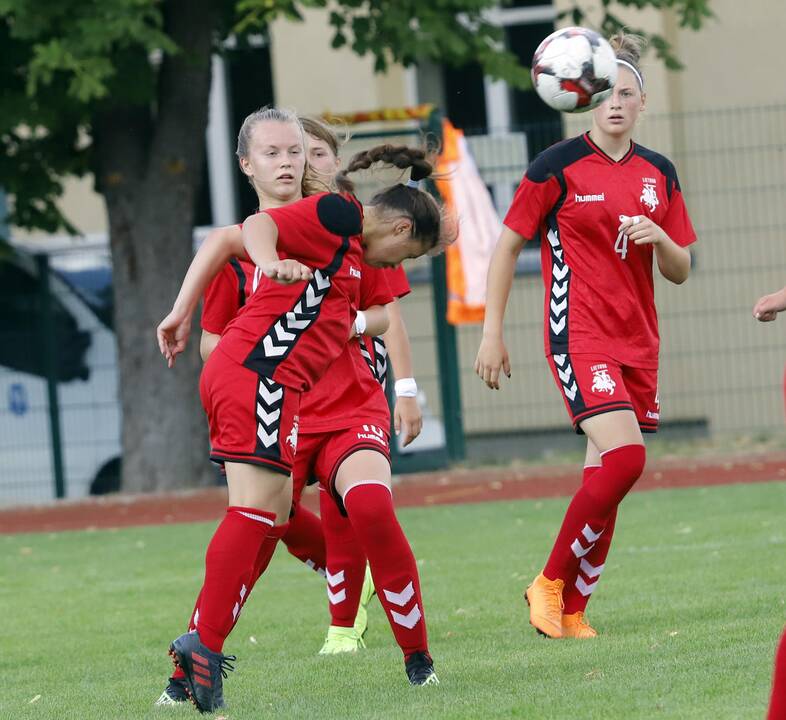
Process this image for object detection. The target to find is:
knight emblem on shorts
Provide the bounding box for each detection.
[590,364,616,395]
[286,417,299,451]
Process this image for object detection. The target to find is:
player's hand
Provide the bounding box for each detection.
[394,396,422,447]
[753,291,786,322]
[619,215,668,246]
[260,259,313,284]
[474,334,511,390]
[157,310,192,368]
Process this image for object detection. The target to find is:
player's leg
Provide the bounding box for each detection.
[169,462,291,712]
[334,450,437,685]
[768,627,786,719]
[318,486,370,654]
[560,438,615,637]
[527,410,644,638]
[282,502,327,575]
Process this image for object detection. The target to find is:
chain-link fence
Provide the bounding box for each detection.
[398,104,786,461]
[2,104,784,505]
[0,246,121,506]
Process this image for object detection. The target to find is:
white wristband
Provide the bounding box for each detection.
[394,377,418,398]
[354,311,367,336]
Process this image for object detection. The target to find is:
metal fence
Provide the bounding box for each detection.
[398,104,786,462]
[1,104,785,505]
[0,247,121,506]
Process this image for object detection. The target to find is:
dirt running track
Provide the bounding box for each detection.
[2,453,786,535]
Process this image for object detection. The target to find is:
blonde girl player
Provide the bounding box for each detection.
[157,132,449,711]
[156,109,366,706]
[475,33,697,639]
[752,286,786,719]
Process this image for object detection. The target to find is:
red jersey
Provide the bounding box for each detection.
[299,265,393,433]
[504,132,696,369]
[201,257,255,334]
[219,193,365,391]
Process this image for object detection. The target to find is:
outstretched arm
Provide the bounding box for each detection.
[753,286,786,322]
[156,226,245,367]
[474,225,527,389]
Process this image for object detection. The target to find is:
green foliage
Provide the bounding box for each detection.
[0,0,712,238]
[1,481,783,718]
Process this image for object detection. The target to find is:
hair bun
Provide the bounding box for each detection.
[410,164,431,182]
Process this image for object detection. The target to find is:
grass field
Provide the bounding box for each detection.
[2,481,785,720]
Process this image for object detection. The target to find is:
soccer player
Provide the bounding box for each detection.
[475,33,696,639]
[155,110,377,706]
[752,287,786,718]
[157,132,448,711]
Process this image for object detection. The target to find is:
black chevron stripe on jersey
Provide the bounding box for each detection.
[358,337,377,380]
[372,336,388,390]
[243,237,351,377]
[544,221,571,356]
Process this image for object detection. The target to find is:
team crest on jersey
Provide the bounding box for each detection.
[640,178,659,212]
[286,417,299,451]
[590,364,616,395]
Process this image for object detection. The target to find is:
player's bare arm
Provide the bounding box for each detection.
[242,212,312,284]
[753,286,786,322]
[156,225,247,367]
[384,299,423,446]
[351,304,389,340]
[619,215,691,284]
[474,225,528,390]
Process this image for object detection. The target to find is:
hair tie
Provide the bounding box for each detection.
[616,59,644,90]
[410,165,431,182]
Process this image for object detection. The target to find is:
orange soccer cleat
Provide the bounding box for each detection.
[561,611,598,639]
[525,573,565,638]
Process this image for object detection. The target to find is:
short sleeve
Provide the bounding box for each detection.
[201,263,242,334]
[503,167,563,241]
[661,186,697,248]
[385,266,411,299]
[316,193,363,236]
[360,265,394,309]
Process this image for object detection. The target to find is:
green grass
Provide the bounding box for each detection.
[2,481,785,719]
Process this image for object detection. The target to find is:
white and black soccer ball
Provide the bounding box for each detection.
[531,27,618,113]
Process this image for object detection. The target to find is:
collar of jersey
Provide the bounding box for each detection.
[582,132,635,165]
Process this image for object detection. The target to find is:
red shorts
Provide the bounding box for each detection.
[291,423,391,507]
[200,347,301,475]
[547,353,659,434]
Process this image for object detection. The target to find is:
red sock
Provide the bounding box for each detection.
[282,504,326,576]
[343,482,428,659]
[196,506,276,653]
[320,488,367,628]
[769,627,786,720]
[543,445,645,583]
[563,465,617,614]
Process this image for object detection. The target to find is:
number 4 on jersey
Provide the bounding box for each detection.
[615,214,629,260]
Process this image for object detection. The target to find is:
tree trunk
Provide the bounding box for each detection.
[95,0,222,492]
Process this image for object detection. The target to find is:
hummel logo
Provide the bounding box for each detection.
[575,192,605,203]
[349,266,361,279]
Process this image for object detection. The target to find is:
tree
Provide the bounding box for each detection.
[0,0,711,492]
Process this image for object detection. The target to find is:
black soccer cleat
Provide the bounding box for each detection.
[405,651,440,686]
[169,631,236,713]
[154,676,189,705]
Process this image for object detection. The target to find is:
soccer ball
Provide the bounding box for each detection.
[531,27,618,113]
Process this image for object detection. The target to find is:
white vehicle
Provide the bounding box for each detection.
[0,245,121,505]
